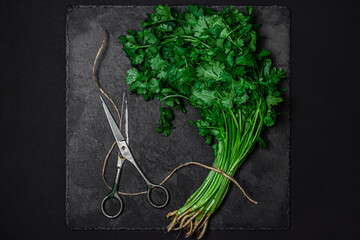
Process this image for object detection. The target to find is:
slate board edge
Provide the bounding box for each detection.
[286,7,292,230]
[65,6,71,230]
[65,5,291,231]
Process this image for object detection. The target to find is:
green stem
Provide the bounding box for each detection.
[162,35,211,48]
[145,18,190,27]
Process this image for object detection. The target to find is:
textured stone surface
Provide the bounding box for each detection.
[66,6,290,230]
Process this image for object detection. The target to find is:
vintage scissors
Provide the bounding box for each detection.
[100,93,169,219]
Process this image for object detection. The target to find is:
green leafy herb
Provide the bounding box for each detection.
[118,4,286,238]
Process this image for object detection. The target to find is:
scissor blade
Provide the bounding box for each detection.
[124,97,129,145]
[100,96,125,143]
[119,92,129,145]
[117,92,127,167]
[119,92,125,132]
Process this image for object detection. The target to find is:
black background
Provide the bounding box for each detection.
[0,0,359,239]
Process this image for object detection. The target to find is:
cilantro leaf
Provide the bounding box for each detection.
[192,89,217,106]
[154,4,173,21]
[187,5,204,18]
[150,53,168,71]
[266,95,283,107]
[125,68,139,84]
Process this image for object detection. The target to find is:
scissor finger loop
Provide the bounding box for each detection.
[101,191,124,219]
[147,184,170,208]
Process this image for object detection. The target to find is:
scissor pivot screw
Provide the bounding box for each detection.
[122,146,125,150]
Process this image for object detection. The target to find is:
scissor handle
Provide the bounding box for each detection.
[101,185,123,219]
[146,184,169,208]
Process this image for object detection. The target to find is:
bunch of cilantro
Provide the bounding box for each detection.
[119,4,285,239]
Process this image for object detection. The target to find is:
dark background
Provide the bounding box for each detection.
[0,0,359,239]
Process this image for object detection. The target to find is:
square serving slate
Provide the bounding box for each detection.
[66,5,290,230]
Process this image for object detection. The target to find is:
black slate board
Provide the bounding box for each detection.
[66,6,290,230]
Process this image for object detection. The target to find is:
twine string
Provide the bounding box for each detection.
[93,30,257,205]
